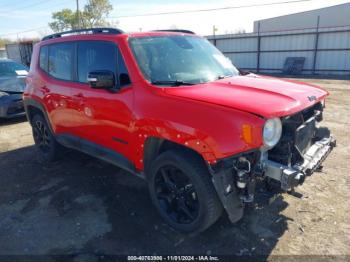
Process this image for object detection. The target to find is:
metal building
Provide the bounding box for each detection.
[254,3,350,33]
[0,48,7,59]
[207,3,350,76]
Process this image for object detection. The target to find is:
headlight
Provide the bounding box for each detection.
[0,91,9,98]
[263,118,282,148]
[321,99,326,108]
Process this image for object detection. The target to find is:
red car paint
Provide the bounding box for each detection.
[24,32,328,171]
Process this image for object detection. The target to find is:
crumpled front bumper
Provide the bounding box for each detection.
[264,134,336,191]
[209,127,336,224]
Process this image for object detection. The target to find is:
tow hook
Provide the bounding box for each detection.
[233,157,250,188]
[233,157,255,202]
[280,169,304,191]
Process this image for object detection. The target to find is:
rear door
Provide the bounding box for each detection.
[39,42,75,134]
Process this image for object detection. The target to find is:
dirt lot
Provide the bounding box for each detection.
[0,78,349,258]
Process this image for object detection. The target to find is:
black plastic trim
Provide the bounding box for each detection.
[42,28,124,41]
[152,29,195,34]
[23,98,54,133]
[56,134,142,177]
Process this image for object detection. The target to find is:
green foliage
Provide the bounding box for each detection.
[0,38,13,48]
[82,0,113,28]
[49,9,77,32]
[49,0,113,32]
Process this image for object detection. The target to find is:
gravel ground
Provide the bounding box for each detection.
[0,78,349,259]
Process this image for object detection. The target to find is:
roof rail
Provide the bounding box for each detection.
[42,27,124,41]
[153,29,195,34]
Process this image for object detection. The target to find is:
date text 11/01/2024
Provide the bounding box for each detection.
[127,255,220,261]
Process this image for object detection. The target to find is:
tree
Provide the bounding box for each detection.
[49,9,77,32]
[81,0,113,28]
[0,38,13,48]
[49,0,113,32]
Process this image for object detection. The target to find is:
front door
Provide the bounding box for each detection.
[70,40,135,163]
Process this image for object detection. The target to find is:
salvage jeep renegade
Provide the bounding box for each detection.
[24,28,336,233]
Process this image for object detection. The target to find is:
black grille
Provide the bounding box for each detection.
[295,117,316,154]
[268,102,321,166]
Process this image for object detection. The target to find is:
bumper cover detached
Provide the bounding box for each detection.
[264,134,336,191]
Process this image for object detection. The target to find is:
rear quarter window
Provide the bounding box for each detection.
[39,46,48,72]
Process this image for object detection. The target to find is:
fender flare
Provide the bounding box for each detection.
[23,98,54,134]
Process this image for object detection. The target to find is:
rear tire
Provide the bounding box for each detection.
[148,149,223,233]
[31,114,63,162]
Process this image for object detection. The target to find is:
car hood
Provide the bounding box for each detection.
[0,76,26,93]
[163,74,328,118]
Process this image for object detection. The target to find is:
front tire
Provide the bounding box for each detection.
[148,150,223,233]
[31,114,63,162]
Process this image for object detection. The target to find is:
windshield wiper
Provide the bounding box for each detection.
[216,74,233,80]
[151,80,195,86]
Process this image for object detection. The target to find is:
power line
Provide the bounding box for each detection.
[1,0,54,13]
[0,0,312,37]
[109,0,312,18]
[1,0,74,14]
[0,0,74,38]
[0,26,49,38]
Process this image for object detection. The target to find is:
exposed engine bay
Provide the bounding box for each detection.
[210,102,336,223]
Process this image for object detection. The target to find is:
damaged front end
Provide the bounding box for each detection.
[263,101,336,191]
[209,101,336,223]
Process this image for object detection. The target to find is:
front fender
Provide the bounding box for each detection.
[134,87,265,169]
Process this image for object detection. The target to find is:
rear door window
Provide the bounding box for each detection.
[48,43,74,81]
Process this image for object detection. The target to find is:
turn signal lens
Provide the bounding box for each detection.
[242,124,253,144]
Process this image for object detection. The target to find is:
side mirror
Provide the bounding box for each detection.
[87,70,115,89]
[119,73,131,86]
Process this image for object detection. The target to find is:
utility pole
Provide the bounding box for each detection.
[213,25,218,46]
[76,0,80,29]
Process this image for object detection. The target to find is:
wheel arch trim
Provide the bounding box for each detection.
[23,98,54,134]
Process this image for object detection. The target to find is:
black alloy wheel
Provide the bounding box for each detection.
[148,150,223,233]
[31,114,63,162]
[155,165,199,224]
[33,118,52,154]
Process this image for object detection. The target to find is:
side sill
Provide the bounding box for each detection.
[56,134,145,179]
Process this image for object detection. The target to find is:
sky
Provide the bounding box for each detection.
[0,0,350,40]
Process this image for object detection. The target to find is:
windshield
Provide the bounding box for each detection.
[129,35,239,85]
[0,61,28,77]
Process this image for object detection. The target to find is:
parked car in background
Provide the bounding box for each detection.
[0,59,28,118]
[24,28,335,233]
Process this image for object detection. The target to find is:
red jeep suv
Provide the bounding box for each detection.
[24,28,336,233]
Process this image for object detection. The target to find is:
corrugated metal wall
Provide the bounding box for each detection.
[206,25,350,75]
